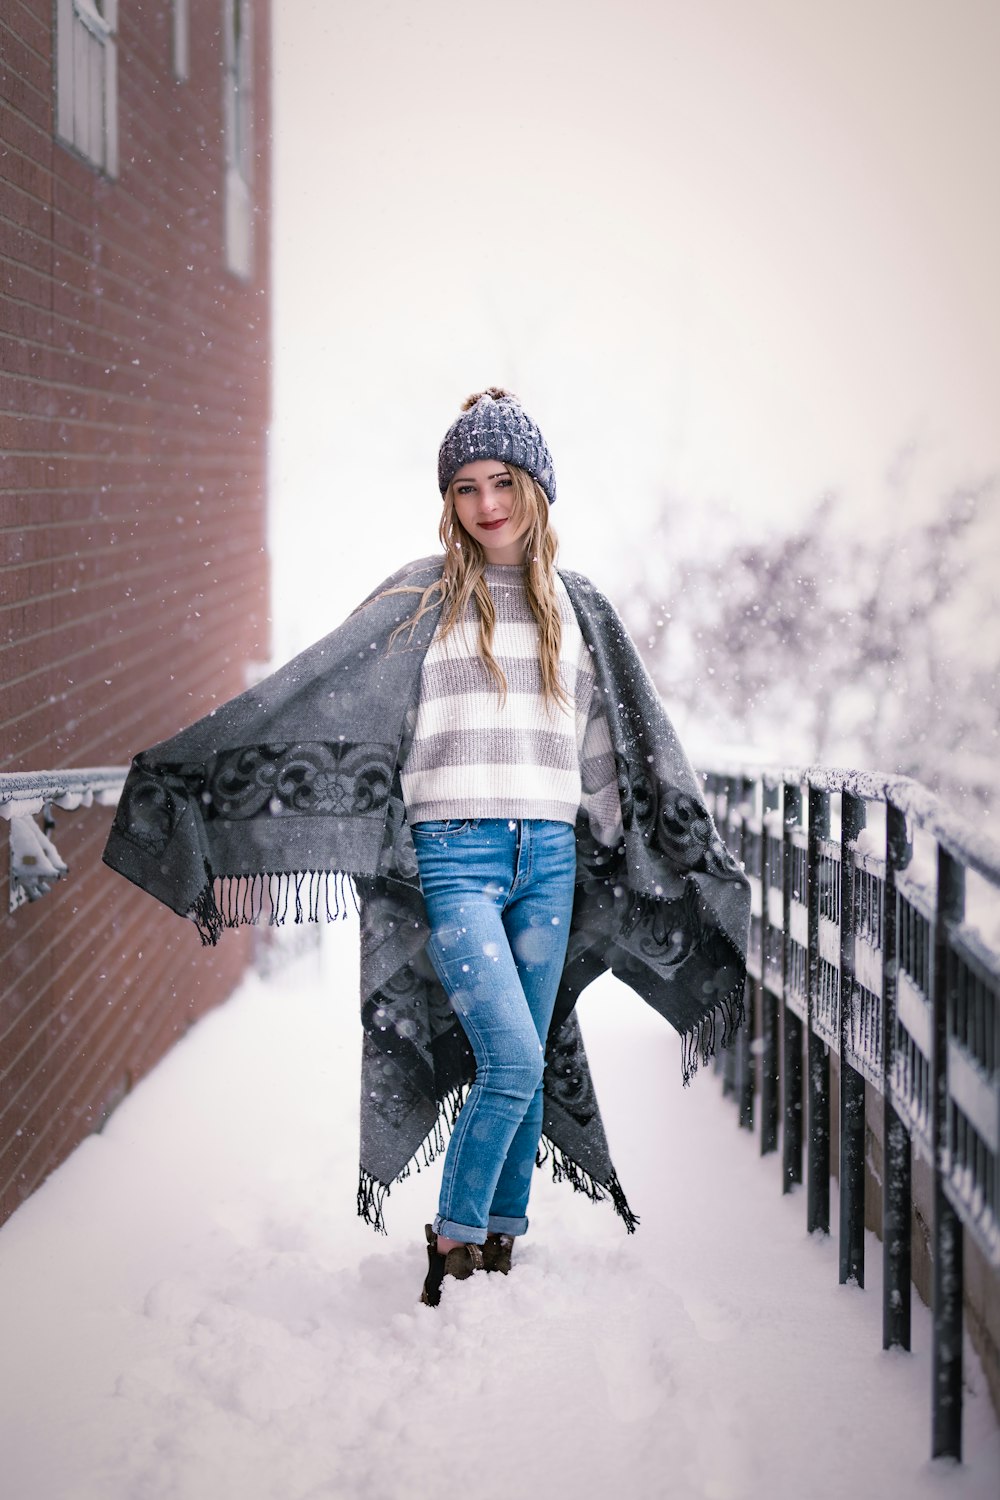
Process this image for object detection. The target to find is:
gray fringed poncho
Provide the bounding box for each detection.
[103,557,751,1232]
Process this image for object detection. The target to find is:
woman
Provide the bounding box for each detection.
[103,389,751,1308]
[400,391,625,1304]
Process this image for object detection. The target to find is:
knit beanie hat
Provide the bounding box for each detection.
[437,388,557,505]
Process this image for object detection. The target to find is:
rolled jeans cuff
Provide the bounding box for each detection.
[487,1214,528,1237]
[432,1213,487,1245]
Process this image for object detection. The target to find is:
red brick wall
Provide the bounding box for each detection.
[1,2,272,1225]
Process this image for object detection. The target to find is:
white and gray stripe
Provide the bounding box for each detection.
[401,565,600,828]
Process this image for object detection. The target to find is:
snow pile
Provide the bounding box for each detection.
[1,925,997,1500]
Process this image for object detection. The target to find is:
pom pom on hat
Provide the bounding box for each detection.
[460,385,514,412]
[438,388,556,504]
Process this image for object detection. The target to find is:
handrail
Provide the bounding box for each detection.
[700,759,1000,1463]
[1,759,309,964]
[703,758,1000,885]
[3,754,996,1457]
[0,767,127,908]
[0,767,127,819]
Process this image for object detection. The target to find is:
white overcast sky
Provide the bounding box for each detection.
[269,0,999,648]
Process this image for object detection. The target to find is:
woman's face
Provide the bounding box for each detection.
[450,460,530,563]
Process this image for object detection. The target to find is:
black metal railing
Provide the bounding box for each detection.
[0,768,128,908]
[704,762,1000,1462]
[5,759,997,1454]
[0,765,318,972]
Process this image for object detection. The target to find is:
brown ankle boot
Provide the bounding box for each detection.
[481,1232,514,1274]
[419,1224,484,1307]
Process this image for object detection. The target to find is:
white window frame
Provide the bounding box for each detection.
[55,0,119,178]
[223,0,254,279]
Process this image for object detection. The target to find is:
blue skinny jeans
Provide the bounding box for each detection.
[411,818,577,1244]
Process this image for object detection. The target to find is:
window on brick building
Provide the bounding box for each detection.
[172,0,190,83]
[55,0,119,177]
[223,0,254,279]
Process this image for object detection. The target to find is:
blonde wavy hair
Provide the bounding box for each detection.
[390,463,569,710]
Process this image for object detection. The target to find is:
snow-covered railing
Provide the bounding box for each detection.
[0,768,127,911]
[700,761,1000,1463]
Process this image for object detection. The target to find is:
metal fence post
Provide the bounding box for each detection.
[839,790,867,1285]
[932,846,965,1460]
[782,782,804,1193]
[720,774,738,1099]
[737,776,756,1131]
[883,799,911,1349]
[807,783,831,1235]
[760,780,780,1156]
[738,981,756,1130]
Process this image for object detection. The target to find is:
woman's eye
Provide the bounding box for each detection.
[456,484,474,495]
[496,478,512,489]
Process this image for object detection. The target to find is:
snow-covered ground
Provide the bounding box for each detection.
[1,922,997,1500]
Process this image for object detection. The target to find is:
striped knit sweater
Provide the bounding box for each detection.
[401,564,620,838]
